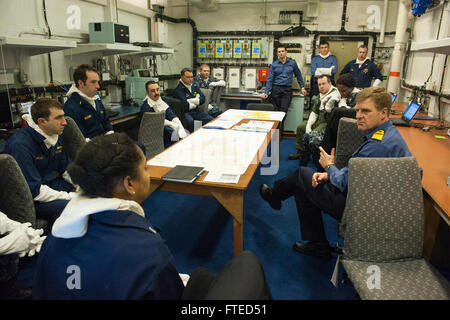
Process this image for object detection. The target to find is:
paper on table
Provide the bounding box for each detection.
[203,172,240,184]
[204,117,241,129]
[148,128,267,175]
[232,120,274,132]
[220,109,286,122]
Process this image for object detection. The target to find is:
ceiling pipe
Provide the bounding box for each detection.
[379,0,389,44]
[387,0,410,94]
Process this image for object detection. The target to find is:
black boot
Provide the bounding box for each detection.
[288,150,301,160]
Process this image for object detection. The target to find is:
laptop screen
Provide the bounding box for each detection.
[403,102,421,121]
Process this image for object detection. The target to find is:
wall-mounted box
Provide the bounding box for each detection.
[89,22,130,44]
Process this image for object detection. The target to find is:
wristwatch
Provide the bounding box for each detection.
[324,164,334,172]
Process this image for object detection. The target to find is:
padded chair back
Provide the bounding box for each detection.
[138,111,165,159]
[246,103,275,111]
[162,95,184,122]
[61,116,86,161]
[211,86,224,105]
[342,157,424,262]
[199,88,212,113]
[0,154,47,229]
[334,117,365,169]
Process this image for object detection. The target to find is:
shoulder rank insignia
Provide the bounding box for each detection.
[371,130,384,141]
[84,114,92,120]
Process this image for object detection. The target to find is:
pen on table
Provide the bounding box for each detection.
[203,127,226,130]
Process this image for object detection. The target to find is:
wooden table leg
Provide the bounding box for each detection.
[210,189,244,256]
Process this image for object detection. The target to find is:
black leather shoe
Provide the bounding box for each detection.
[288,152,300,160]
[259,184,281,210]
[293,241,332,260]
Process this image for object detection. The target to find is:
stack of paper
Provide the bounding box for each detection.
[232,120,274,133]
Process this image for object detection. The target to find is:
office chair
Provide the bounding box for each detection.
[61,116,86,161]
[199,88,212,114]
[334,117,365,169]
[138,111,165,159]
[340,157,450,300]
[0,154,47,230]
[246,103,275,111]
[162,95,184,123]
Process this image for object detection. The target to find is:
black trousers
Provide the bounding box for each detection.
[272,167,347,242]
[181,251,272,300]
[271,85,292,113]
[321,108,357,154]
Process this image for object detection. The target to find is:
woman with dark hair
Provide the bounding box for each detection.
[319,74,361,155]
[33,133,272,300]
[32,133,184,299]
[300,74,360,167]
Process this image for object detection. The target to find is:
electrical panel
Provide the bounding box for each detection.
[241,40,251,59]
[213,68,225,80]
[251,40,261,59]
[197,40,215,58]
[197,37,269,60]
[228,68,240,88]
[215,42,224,58]
[223,40,233,58]
[233,41,242,59]
[245,69,257,89]
[198,42,207,58]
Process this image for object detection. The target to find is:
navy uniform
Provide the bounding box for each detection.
[173,82,213,132]
[141,101,178,148]
[269,120,411,243]
[63,92,113,139]
[4,126,74,222]
[265,58,305,113]
[310,54,338,96]
[193,74,223,118]
[32,209,184,299]
[340,59,383,88]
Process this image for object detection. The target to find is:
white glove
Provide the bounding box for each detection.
[187,95,200,110]
[0,211,21,235]
[305,112,318,134]
[187,95,200,105]
[209,80,226,87]
[22,228,46,257]
[165,119,179,130]
[177,127,187,139]
[62,170,76,188]
[105,130,114,135]
[34,185,75,202]
[0,222,45,257]
[373,79,382,87]
[207,104,214,111]
[171,118,187,139]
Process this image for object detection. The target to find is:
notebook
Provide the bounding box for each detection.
[391,101,421,127]
[162,165,205,183]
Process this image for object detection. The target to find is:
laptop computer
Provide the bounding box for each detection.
[391,101,421,127]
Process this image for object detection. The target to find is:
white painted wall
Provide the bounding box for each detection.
[0,0,447,119]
